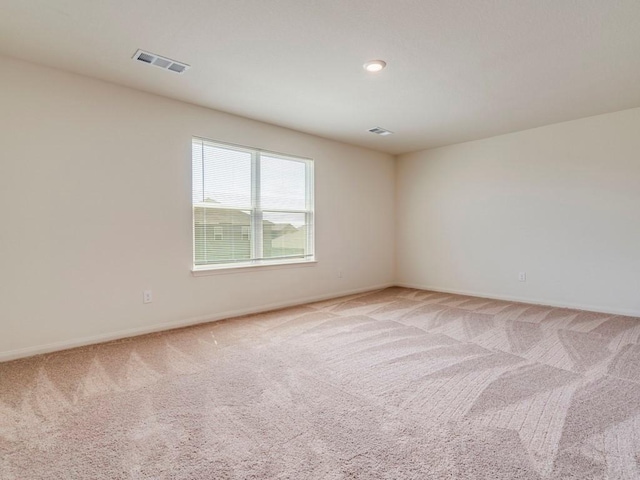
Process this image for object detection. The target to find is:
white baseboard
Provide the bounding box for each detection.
[0,283,393,362]
[5,281,636,363]
[395,282,640,318]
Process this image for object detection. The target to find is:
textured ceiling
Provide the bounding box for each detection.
[1,0,640,154]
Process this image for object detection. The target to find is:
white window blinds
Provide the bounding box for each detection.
[192,138,314,267]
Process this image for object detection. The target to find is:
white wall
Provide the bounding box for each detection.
[0,56,395,360]
[397,108,640,316]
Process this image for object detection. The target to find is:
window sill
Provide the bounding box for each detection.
[191,258,317,276]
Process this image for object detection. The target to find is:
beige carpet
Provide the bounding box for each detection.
[2,287,640,479]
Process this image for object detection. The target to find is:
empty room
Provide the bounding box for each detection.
[2,1,640,478]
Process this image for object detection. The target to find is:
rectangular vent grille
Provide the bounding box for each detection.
[368,127,393,136]
[132,49,190,74]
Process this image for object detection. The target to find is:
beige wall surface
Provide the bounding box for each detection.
[396,107,640,316]
[0,56,395,359]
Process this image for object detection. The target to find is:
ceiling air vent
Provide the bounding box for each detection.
[132,49,190,74]
[368,127,393,136]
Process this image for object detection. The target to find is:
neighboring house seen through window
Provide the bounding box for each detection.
[192,138,314,268]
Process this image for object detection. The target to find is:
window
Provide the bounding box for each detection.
[192,138,314,269]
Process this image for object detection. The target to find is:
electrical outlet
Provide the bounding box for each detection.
[338,270,343,278]
[518,272,527,282]
[143,289,153,304]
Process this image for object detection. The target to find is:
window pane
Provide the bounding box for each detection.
[263,212,308,259]
[192,138,314,268]
[260,155,306,210]
[196,143,252,208]
[194,207,251,264]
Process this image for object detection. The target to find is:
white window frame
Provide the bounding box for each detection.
[192,137,315,273]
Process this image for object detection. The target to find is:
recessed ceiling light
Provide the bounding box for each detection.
[363,60,387,72]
